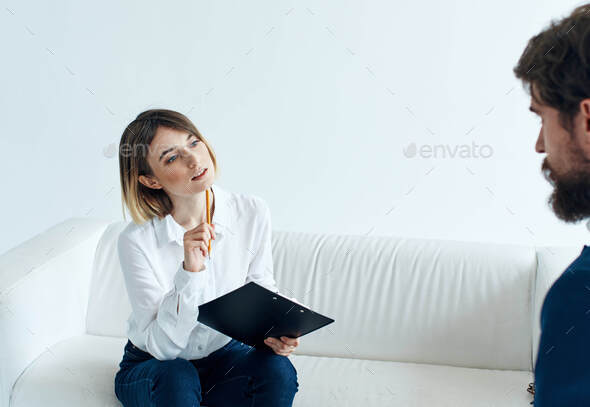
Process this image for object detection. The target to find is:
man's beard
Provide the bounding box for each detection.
[542,157,590,223]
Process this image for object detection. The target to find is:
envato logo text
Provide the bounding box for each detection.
[402,142,493,159]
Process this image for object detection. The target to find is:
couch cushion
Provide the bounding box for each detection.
[10,334,533,406]
[292,355,533,406]
[10,334,122,407]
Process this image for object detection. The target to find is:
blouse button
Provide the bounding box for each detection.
[198,345,203,351]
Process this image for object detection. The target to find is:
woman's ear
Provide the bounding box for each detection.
[138,174,163,190]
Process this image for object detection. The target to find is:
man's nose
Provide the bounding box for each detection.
[535,129,545,153]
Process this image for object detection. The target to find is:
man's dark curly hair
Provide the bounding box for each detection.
[514,3,590,134]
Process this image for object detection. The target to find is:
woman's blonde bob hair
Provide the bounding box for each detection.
[118,109,218,225]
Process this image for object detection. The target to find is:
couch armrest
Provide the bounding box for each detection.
[0,217,112,407]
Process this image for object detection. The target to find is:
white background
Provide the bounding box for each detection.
[1,0,588,256]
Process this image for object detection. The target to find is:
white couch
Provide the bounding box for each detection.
[0,217,582,406]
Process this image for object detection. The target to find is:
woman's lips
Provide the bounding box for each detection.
[191,168,207,181]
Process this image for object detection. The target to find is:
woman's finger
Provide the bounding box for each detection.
[265,338,294,355]
[185,225,213,241]
[183,232,211,247]
[272,346,291,356]
[280,336,299,347]
[187,239,208,258]
[264,337,276,350]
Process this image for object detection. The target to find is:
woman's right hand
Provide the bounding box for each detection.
[183,222,216,272]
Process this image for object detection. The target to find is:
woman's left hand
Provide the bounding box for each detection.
[264,336,299,356]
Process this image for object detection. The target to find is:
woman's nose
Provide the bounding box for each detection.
[181,149,199,166]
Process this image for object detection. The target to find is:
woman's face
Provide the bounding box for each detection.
[138,126,214,196]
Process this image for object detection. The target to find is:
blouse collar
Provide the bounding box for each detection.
[153,183,234,248]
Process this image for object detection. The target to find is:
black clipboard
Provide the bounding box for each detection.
[197,282,335,348]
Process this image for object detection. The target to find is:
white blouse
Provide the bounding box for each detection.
[117,183,289,361]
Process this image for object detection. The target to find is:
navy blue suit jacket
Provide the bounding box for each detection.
[534,245,590,405]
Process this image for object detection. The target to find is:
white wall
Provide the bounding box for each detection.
[1,0,588,256]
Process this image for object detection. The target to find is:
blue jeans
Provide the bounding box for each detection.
[114,338,299,407]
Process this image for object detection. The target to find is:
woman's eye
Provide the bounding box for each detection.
[165,140,199,164]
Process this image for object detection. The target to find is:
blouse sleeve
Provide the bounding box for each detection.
[117,233,210,360]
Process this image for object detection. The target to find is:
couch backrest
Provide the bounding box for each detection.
[86,221,130,338]
[86,221,579,371]
[271,232,538,371]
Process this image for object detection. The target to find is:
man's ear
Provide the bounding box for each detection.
[575,99,590,162]
[582,99,590,133]
[138,174,163,190]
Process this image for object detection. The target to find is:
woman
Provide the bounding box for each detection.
[114,109,299,406]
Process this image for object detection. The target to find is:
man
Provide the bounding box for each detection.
[513,3,590,405]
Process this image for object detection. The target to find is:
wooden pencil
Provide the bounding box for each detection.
[206,189,211,256]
